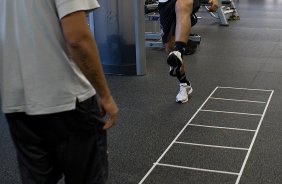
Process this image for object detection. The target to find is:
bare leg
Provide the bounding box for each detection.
[166,0,194,75]
[165,36,175,53]
[175,0,193,43]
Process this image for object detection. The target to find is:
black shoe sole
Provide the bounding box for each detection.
[167,53,182,77]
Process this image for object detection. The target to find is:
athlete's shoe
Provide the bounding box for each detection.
[176,83,193,103]
[167,51,183,77]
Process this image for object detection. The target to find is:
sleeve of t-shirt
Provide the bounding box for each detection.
[55,0,100,19]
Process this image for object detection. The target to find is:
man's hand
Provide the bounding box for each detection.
[209,0,219,12]
[99,95,119,130]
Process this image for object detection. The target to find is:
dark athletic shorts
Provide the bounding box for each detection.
[6,96,108,184]
[158,0,200,44]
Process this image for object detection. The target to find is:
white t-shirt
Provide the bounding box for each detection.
[158,0,169,2]
[0,0,100,115]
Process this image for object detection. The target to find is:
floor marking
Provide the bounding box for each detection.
[175,141,249,151]
[189,123,256,132]
[156,163,239,176]
[217,86,273,92]
[235,90,274,184]
[138,87,219,184]
[209,97,267,104]
[139,87,273,184]
[200,109,262,116]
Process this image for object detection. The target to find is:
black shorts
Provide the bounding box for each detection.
[6,96,108,184]
[158,0,200,44]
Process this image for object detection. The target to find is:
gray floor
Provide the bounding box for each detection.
[1,0,282,183]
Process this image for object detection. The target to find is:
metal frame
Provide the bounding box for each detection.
[203,0,240,26]
[135,0,147,75]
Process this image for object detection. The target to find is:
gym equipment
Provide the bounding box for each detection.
[184,35,200,55]
[201,0,240,26]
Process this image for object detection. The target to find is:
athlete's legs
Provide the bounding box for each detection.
[166,0,194,103]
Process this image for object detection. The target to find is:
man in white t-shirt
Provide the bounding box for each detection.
[0,0,118,183]
[158,0,218,103]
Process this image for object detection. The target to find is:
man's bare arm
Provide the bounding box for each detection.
[209,0,219,12]
[60,11,118,130]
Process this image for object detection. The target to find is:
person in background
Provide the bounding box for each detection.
[0,0,118,183]
[158,0,218,103]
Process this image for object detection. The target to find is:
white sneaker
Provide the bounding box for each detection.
[176,83,193,103]
[167,51,183,77]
